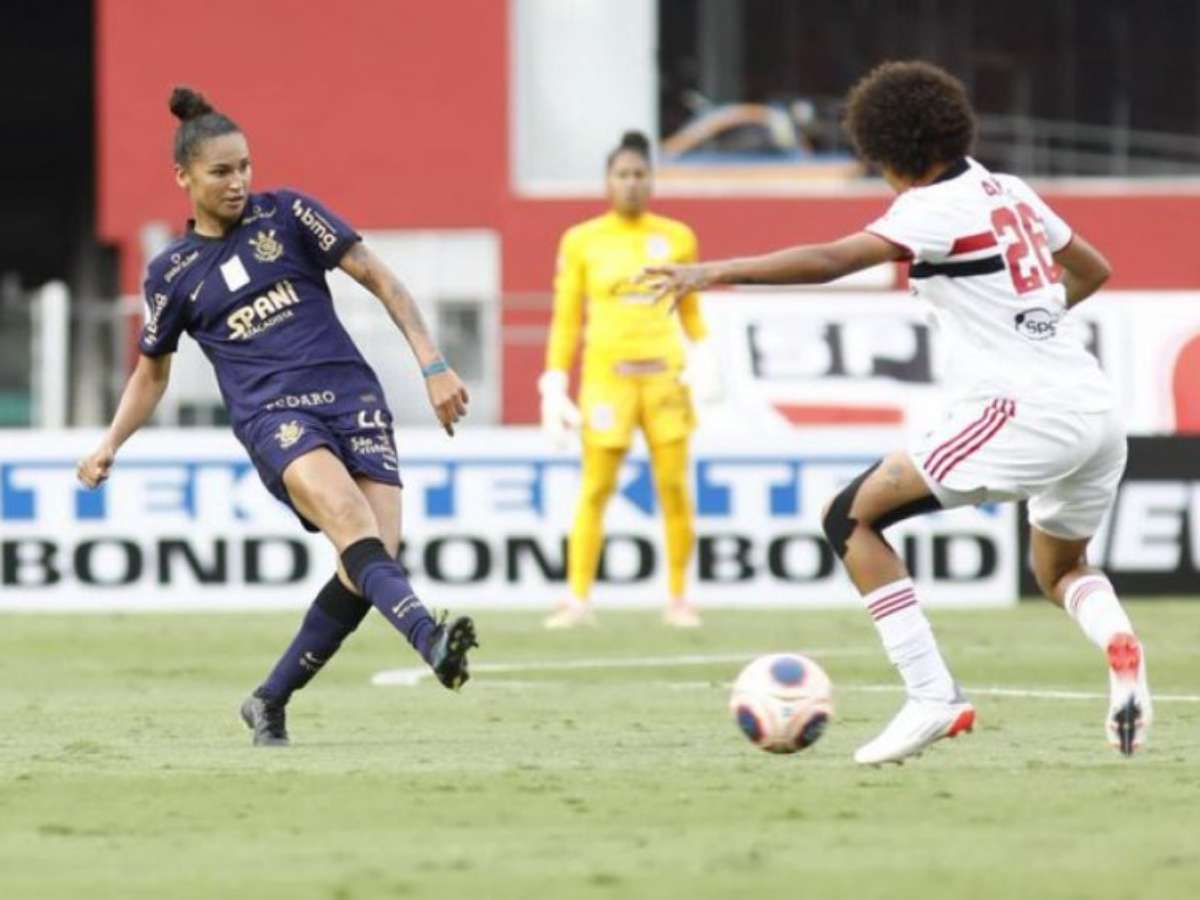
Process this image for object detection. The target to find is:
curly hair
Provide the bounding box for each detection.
[843,61,976,179]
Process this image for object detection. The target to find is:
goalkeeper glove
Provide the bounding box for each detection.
[537,370,582,448]
[681,338,723,405]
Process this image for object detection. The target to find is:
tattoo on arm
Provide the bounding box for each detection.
[340,243,437,357]
[382,272,433,346]
[341,243,372,285]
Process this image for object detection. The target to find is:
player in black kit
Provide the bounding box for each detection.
[77,87,478,746]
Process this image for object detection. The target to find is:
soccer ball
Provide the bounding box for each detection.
[729,653,834,754]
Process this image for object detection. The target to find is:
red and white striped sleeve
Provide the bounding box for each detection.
[864,191,955,263]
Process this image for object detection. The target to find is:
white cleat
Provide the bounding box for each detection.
[542,599,597,630]
[1106,633,1152,756]
[854,695,976,766]
[662,602,702,628]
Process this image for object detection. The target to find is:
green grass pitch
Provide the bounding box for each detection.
[1,602,1198,899]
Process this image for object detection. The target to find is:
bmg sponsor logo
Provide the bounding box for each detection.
[291,199,339,253]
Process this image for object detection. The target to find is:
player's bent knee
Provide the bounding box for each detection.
[821,487,859,560]
[1032,569,1057,600]
[821,462,883,558]
[1033,556,1085,601]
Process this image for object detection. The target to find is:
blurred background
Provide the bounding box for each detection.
[2,0,1198,609]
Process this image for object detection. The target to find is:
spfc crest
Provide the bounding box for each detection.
[249,229,284,263]
[275,420,305,449]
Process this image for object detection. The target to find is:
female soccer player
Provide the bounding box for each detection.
[643,61,1151,763]
[76,87,478,746]
[539,131,720,629]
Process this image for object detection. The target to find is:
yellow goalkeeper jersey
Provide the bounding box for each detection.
[545,211,707,377]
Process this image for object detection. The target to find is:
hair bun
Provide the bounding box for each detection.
[620,130,651,153]
[169,86,214,122]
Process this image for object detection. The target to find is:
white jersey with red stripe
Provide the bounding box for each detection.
[866,156,1112,413]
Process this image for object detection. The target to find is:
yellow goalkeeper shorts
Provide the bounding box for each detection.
[579,365,694,449]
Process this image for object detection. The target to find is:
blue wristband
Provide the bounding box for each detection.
[421,359,449,378]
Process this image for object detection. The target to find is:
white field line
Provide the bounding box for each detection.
[851,684,1200,703]
[371,649,871,687]
[372,652,1200,702]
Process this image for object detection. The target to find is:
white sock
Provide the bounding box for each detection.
[1063,575,1133,650]
[863,578,956,703]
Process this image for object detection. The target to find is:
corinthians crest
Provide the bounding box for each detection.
[249,228,284,263]
[275,420,305,449]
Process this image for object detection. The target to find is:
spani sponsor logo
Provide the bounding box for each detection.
[226,280,302,340]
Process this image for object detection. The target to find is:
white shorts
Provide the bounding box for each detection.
[911,397,1127,540]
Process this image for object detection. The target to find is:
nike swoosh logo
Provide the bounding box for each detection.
[188,280,205,302]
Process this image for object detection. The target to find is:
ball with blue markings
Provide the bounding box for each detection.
[729,653,834,754]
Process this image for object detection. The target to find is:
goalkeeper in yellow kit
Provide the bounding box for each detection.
[539,131,720,629]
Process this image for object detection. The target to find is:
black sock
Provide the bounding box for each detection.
[257,576,371,704]
[341,537,438,663]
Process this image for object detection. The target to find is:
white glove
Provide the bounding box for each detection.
[681,338,723,406]
[538,370,582,448]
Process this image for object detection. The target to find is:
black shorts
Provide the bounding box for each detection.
[238,408,402,532]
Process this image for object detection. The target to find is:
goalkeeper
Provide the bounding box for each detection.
[539,130,719,629]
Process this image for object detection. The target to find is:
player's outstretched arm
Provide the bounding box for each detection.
[78,353,173,488]
[641,232,903,302]
[338,242,469,435]
[1053,233,1112,308]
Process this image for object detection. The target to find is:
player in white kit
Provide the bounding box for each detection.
[642,61,1151,765]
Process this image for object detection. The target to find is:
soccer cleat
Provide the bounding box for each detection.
[543,599,597,630]
[428,614,478,691]
[240,692,289,747]
[854,693,975,766]
[1106,633,1152,756]
[662,602,702,628]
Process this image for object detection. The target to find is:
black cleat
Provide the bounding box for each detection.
[428,614,479,691]
[240,692,289,746]
[1112,696,1141,757]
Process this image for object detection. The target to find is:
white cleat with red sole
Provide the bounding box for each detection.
[1106,633,1152,756]
[854,694,976,766]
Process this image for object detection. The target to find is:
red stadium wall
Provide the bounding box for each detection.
[495,193,1200,422]
[95,0,509,291]
[96,2,1200,424]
